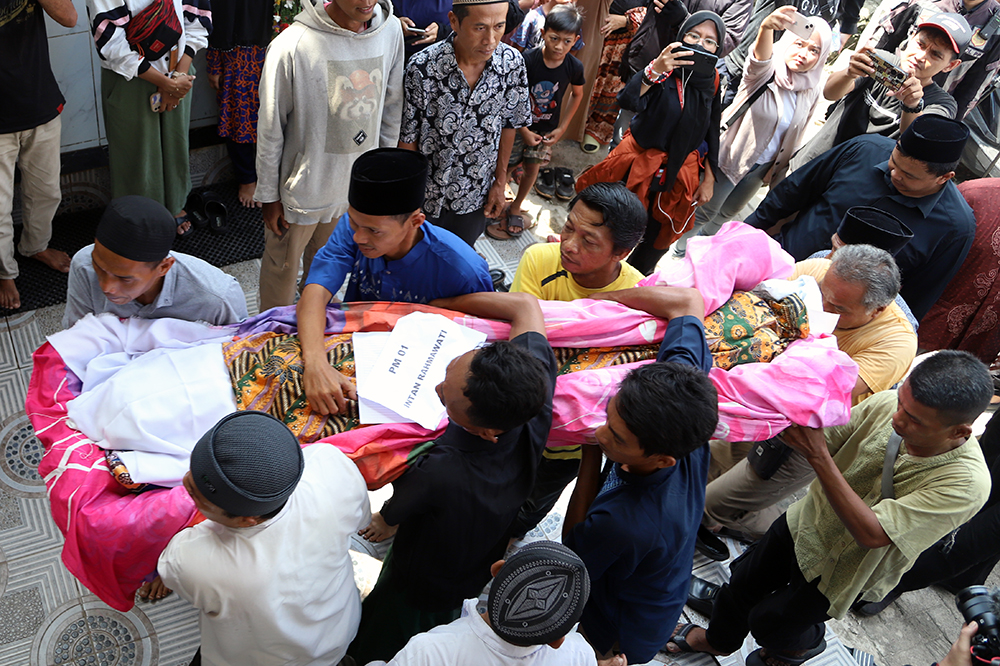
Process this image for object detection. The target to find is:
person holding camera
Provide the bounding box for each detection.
[791,12,969,169]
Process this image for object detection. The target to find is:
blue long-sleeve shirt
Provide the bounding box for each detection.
[745,134,975,320]
[565,316,712,664]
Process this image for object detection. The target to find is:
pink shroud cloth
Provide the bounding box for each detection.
[30,222,854,611]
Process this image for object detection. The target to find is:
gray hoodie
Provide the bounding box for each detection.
[255,0,404,225]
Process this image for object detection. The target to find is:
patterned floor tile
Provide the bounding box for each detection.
[0,413,46,498]
[132,594,199,666]
[30,597,157,666]
[0,324,19,376]
[7,313,45,369]
[0,496,64,561]
[5,546,82,613]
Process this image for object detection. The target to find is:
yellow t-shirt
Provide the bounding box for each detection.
[792,259,917,404]
[511,242,644,460]
[510,242,644,302]
[787,390,990,618]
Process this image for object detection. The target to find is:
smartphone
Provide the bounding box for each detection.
[407,26,427,34]
[150,92,162,113]
[672,44,719,77]
[867,51,908,93]
[786,10,816,40]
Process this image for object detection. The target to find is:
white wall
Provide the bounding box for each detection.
[44,0,219,153]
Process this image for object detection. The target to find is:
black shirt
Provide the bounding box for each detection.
[380,331,558,611]
[0,0,64,134]
[523,47,585,134]
[745,134,975,320]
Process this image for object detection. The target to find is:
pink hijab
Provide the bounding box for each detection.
[772,17,833,92]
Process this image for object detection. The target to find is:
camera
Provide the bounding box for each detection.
[956,586,1000,664]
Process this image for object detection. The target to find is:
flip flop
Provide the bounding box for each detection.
[665,623,705,653]
[175,215,194,238]
[485,221,514,241]
[744,640,827,666]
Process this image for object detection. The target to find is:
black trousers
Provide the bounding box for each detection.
[628,214,668,275]
[426,208,486,247]
[510,456,581,538]
[706,514,831,654]
[226,139,257,185]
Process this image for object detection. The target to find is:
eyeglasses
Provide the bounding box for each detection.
[683,31,720,52]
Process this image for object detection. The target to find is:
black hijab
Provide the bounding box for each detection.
[653,11,725,192]
[208,0,274,50]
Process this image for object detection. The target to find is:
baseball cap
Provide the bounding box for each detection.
[917,12,972,55]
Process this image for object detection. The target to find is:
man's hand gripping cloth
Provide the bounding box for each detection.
[29,222,856,612]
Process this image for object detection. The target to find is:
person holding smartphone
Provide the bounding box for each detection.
[673,7,831,257]
[791,12,970,169]
[578,3,725,275]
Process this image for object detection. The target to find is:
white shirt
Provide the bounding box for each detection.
[159,445,372,666]
[371,598,597,666]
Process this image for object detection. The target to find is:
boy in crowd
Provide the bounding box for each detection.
[371,542,625,666]
[563,285,718,664]
[296,148,493,416]
[349,291,557,664]
[511,0,583,51]
[490,4,586,239]
[159,411,371,666]
[63,196,247,329]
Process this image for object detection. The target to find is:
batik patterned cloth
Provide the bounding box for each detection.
[205,45,266,143]
[704,291,810,369]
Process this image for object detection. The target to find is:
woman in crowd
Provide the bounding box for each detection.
[206,0,272,208]
[87,0,211,234]
[580,6,725,275]
[674,7,831,256]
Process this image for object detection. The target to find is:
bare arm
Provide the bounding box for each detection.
[753,7,798,63]
[430,291,546,340]
[590,286,706,320]
[781,424,892,549]
[296,284,357,415]
[824,48,874,101]
[38,0,76,27]
[562,443,603,539]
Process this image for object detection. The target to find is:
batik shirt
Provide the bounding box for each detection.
[401,36,530,217]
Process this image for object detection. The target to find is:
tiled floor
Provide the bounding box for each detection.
[3,140,995,665]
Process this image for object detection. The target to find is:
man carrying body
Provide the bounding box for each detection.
[296,148,494,416]
[745,113,974,320]
[703,234,918,542]
[792,13,969,167]
[63,196,247,328]
[507,181,646,539]
[349,291,556,664]
[159,411,371,666]
[666,351,993,666]
[563,286,718,664]
[399,0,531,245]
[254,0,404,310]
[0,0,78,309]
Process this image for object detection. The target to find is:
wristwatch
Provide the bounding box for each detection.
[901,98,925,114]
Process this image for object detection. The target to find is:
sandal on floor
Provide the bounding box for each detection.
[687,576,721,616]
[582,134,602,154]
[665,623,705,654]
[745,640,828,666]
[485,220,514,241]
[175,214,194,238]
[202,191,229,235]
[506,213,536,237]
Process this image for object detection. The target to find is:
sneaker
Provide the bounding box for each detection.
[555,167,575,200]
[534,167,556,199]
